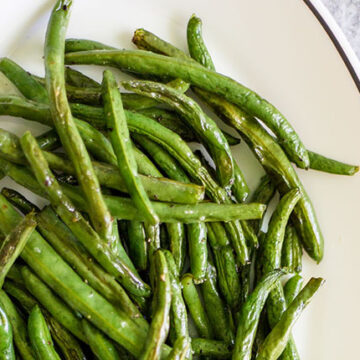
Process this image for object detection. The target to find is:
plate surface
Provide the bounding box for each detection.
[1,1,360,359]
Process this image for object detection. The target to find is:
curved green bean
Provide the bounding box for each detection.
[181,274,213,339]
[0,213,36,287]
[82,320,120,360]
[187,14,215,71]
[139,250,171,360]
[232,269,286,360]
[102,70,158,225]
[257,278,324,360]
[28,305,61,360]
[283,275,303,305]
[65,48,309,169]
[123,80,234,187]
[0,300,15,360]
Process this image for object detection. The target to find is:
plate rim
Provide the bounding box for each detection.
[305,0,360,93]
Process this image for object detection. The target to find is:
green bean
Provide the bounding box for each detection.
[4,266,24,287]
[66,46,309,169]
[248,175,276,234]
[123,81,234,187]
[257,278,324,360]
[0,299,15,360]
[140,250,171,360]
[181,274,213,339]
[82,320,120,360]
[0,58,48,103]
[283,275,303,305]
[0,128,204,205]
[137,108,241,146]
[65,66,100,88]
[201,262,234,344]
[127,221,148,271]
[35,130,61,152]
[103,70,158,225]
[0,213,36,288]
[232,161,250,203]
[187,15,215,71]
[305,150,359,176]
[207,223,241,310]
[166,336,190,360]
[0,195,171,357]
[0,290,35,360]
[187,223,207,284]
[281,225,302,273]
[162,251,190,352]
[260,189,301,360]
[65,38,116,52]
[195,90,324,262]
[28,305,61,360]
[20,131,150,297]
[0,157,265,224]
[21,266,86,342]
[232,269,286,360]
[191,338,231,359]
[36,206,143,320]
[45,0,114,245]
[3,281,87,360]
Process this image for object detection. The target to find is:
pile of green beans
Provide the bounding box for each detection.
[0,2,356,359]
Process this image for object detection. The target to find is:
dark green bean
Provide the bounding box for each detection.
[207,224,241,310]
[0,290,35,360]
[233,269,286,360]
[20,132,150,297]
[187,14,215,71]
[0,188,39,215]
[28,305,61,360]
[281,225,302,273]
[283,275,303,305]
[123,80,234,187]
[191,338,231,359]
[0,299,15,360]
[127,221,148,271]
[248,175,276,234]
[0,213,36,287]
[181,274,213,339]
[201,262,234,344]
[139,250,171,360]
[65,66,100,88]
[82,320,120,360]
[35,130,61,152]
[45,0,114,245]
[102,70,158,225]
[137,108,241,146]
[257,278,324,360]
[0,195,171,358]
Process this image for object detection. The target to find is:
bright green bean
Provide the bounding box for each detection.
[0,299,15,360]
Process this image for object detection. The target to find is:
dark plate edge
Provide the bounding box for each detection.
[303,0,360,93]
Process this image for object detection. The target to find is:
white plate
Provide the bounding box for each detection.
[1,1,360,359]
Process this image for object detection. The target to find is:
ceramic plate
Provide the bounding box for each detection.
[1,1,360,359]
